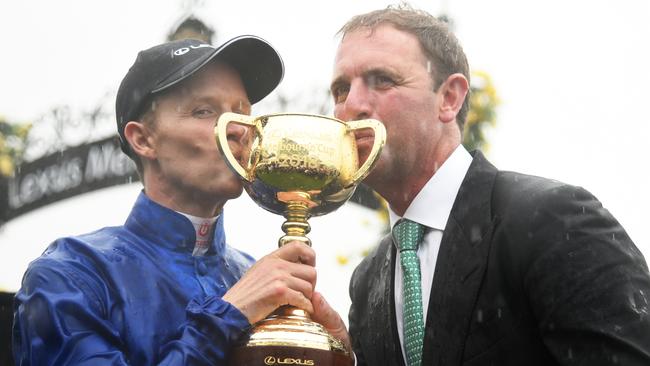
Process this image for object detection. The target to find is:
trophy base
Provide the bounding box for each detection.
[227,306,353,366]
[229,345,354,366]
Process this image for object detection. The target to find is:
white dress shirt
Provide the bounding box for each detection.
[389,145,472,363]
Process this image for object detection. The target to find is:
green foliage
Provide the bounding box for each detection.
[463,70,500,152]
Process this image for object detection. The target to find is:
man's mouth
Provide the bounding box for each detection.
[354,131,375,145]
[353,133,374,165]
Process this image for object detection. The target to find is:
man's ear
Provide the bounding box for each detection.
[123,121,156,160]
[438,73,469,124]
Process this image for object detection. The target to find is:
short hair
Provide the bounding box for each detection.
[337,4,471,132]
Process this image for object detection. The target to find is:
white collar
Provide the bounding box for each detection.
[389,145,472,230]
[176,211,220,256]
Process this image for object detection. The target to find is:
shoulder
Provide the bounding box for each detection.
[494,171,586,205]
[488,170,646,279]
[34,225,132,265]
[486,171,632,272]
[455,152,594,229]
[21,226,131,293]
[491,171,602,227]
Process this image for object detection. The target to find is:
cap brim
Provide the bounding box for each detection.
[152,35,284,104]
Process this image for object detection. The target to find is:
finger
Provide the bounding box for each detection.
[278,271,316,300]
[285,261,317,287]
[256,256,317,286]
[275,242,316,266]
[311,292,341,328]
[311,292,352,353]
[280,287,314,314]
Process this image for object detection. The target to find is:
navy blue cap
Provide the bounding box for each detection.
[116,35,284,156]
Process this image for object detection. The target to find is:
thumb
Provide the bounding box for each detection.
[311,291,352,354]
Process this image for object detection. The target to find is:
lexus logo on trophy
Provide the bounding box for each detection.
[216,112,385,365]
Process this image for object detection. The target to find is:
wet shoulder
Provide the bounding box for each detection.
[493,171,596,220]
[26,225,136,277]
[491,170,610,266]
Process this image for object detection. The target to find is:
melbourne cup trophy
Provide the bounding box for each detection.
[215,112,386,366]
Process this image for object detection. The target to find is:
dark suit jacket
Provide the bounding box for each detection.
[349,151,650,365]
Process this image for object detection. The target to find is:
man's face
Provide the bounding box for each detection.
[144,61,251,214]
[331,24,444,193]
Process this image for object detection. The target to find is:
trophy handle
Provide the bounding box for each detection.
[345,119,386,188]
[215,112,257,183]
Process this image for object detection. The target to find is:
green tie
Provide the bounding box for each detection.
[394,219,425,366]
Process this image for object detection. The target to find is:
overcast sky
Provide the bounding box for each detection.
[1,0,649,315]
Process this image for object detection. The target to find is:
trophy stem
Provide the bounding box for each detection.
[279,200,312,247]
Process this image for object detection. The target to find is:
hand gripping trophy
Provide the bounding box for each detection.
[216,112,385,366]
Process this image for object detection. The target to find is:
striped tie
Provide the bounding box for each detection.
[394,219,425,366]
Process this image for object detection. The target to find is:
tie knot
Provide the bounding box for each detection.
[393,219,424,252]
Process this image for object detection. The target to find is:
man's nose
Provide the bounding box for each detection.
[224,121,252,149]
[221,120,253,166]
[336,81,373,121]
[222,116,247,139]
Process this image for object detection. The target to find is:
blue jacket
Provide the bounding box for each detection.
[13,191,254,365]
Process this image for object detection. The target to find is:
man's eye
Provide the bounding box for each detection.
[193,108,216,118]
[332,85,349,104]
[367,74,395,89]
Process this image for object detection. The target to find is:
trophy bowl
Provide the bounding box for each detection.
[215,112,385,365]
[216,112,385,246]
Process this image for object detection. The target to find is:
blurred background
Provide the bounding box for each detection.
[1,0,648,364]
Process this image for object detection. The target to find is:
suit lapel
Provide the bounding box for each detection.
[389,237,408,366]
[376,236,406,366]
[421,151,498,365]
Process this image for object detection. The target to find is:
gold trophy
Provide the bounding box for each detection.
[215,112,385,366]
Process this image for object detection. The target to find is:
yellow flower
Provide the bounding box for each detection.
[0,154,14,176]
[336,254,349,266]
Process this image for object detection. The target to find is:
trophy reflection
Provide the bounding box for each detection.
[216,112,385,366]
